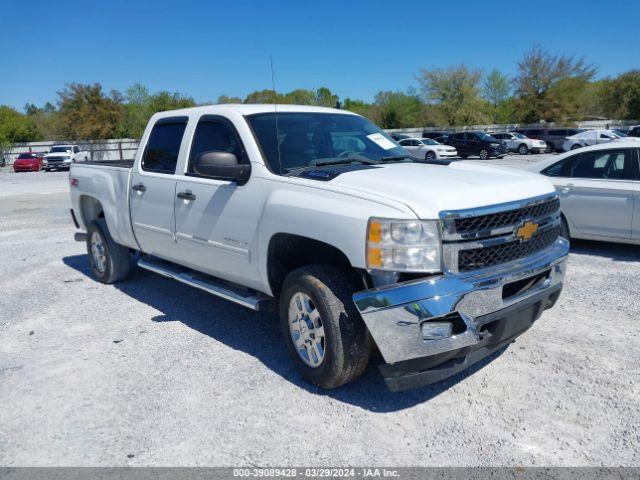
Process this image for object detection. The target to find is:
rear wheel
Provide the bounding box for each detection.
[86,218,133,284]
[518,144,529,155]
[279,265,370,389]
[479,149,489,160]
[545,142,554,153]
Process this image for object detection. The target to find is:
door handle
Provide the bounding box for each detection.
[132,183,146,192]
[176,191,196,201]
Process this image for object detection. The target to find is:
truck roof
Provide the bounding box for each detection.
[151,104,357,117]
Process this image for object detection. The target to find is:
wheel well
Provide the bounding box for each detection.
[267,233,352,296]
[79,195,105,228]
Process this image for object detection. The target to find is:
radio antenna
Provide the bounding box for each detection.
[270,55,283,174]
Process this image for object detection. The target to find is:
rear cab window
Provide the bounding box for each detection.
[141,117,188,174]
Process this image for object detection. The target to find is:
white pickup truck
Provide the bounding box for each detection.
[69,104,569,391]
[45,144,89,171]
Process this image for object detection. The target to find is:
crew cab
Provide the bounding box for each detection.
[69,105,568,391]
[45,144,89,171]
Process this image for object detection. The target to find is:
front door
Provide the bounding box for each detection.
[556,148,635,239]
[172,115,261,287]
[129,117,189,259]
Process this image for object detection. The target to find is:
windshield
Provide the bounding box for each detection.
[50,146,72,153]
[421,139,439,145]
[512,133,526,139]
[246,112,408,174]
[17,153,36,159]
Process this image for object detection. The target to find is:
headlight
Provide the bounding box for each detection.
[366,218,441,272]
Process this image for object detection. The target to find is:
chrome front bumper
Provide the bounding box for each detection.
[353,238,569,366]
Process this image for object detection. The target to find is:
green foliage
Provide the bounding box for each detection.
[597,70,640,120]
[482,70,512,123]
[57,83,124,140]
[417,65,487,126]
[373,91,424,128]
[514,45,597,122]
[0,105,42,154]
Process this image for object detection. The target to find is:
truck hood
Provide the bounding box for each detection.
[323,162,555,218]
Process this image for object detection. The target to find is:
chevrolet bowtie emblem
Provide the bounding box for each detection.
[516,221,538,241]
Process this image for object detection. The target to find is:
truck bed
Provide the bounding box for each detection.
[76,160,134,168]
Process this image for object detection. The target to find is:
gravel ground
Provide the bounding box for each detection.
[0,161,638,467]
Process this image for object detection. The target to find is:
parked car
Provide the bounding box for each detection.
[445,131,507,159]
[398,137,457,161]
[528,140,640,244]
[389,133,411,141]
[422,130,451,143]
[628,125,640,137]
[44,144,89,171]
[490,132,547,155]
[13,152,46,172]
[69,104,568,392]
[561,129,627,151]
[515,128,586,153]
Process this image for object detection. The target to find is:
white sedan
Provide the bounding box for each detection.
[398,138,457,161]
[561,129,637,152]
[528,140,640,245]
[490,132,547,155]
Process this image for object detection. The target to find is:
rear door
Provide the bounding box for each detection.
[172,115,261,285]
[399,139,420,158]
[549,148,635,239]
[129,116,188,259]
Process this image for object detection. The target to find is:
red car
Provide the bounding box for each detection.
[13,152,45,172]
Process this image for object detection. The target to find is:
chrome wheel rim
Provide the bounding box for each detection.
[288,292,325,368]
[90,231,106,273]
[480,150,488,159]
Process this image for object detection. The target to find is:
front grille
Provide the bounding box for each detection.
[47,157,64,162]
[453,197,559,235]
[458,226,559,272]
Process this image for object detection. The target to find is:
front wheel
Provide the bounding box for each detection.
[571,144,581,150]
[425,151,437,161]
[518,144,529,155]
[479,149,489,160]
[545,142,554,153]
[280,265,370,389]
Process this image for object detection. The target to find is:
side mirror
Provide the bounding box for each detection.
[193,151,250,184]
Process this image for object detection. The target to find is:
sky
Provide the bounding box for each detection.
[1,0,639,110]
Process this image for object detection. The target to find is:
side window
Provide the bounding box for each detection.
[543,155,575,177]
[571,150,633,180]
[141,117,188,174]
[188,117,246,175]
[549,129,565,136]
[73,146,80,153]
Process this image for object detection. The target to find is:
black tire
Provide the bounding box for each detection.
[571,144,581,150]
[459,154,468,159]
[560,216,571,243]
[518,144,529,155]
[425,151,437,161]
[479,149,489,160]
[279,265,370,389]
[86,218,133,284]
[545,142,554,153]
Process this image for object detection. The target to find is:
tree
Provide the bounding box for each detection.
[598,70,640,120]
[57,83,124,140]
[482,70,512,123]
[244,89,284,104]
[217,95,243,104]
[417,65,486,126]
[0,105,42,161]
[514,45,596,122]
[343,98,377,121]
[373,91,423,129]
[314,87,339,107]
[282,89,317,105]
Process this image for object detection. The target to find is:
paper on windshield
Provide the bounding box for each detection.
[367,133,397,150]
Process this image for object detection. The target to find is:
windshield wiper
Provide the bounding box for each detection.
[379,155,415,162]
[312,157,379,167]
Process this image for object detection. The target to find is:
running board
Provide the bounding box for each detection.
[137,257,267,311]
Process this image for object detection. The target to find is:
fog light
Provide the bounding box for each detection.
[421,321,452,340]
